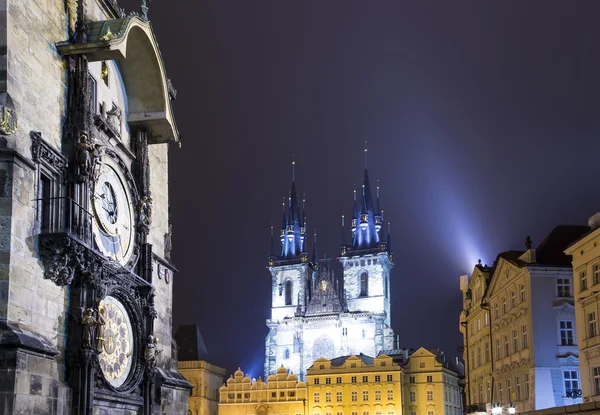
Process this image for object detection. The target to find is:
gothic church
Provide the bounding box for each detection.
[265,159,396,379]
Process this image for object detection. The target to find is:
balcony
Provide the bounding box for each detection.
[37,196,94,247]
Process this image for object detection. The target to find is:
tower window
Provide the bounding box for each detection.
[284,349,290,359]
[359,272,368,297]
[285,280,293,306]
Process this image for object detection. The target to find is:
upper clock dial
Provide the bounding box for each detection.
[91,157,135,265]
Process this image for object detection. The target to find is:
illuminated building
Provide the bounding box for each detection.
[397,348,464,415]
[306,354,403,415]
[265,154,395,379]
[564,213,600,402]
[460,226,588,414]
[218,366,307,415]
[0,0,190,412]
[176,325,227,415]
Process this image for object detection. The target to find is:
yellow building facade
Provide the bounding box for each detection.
[306,355,402,415]
[459,263,493,413]
[401,348,464,415]
[219,353,462,415]
[219,367,308,415]
[565,214,600,402]
[180,360,227,415]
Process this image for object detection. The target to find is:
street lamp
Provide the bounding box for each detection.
[508,406,516,415]
[491,404,502,415]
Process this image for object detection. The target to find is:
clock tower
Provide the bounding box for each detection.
[0,1,190,414]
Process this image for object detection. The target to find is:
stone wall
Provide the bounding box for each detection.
[8,0,67,153]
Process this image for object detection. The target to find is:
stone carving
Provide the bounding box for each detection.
[145,335,161,369]
[106,103,122,136]
[39,236,102,287]
[81,308,97,348]
[0,93,18,136]
[96,306,107,351]
[164,224,172,260]
[525,235,532,249]
[75,132,98,182]
[140,0,154,20]
[66,0,77,34]
[139,195,152,227]
[168,79,178,100]
[31,131,68,171]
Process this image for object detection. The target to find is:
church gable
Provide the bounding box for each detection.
[305,261,344,316]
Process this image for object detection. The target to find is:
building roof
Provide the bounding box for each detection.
[330,354,374,367]
[534,225,589,265]
[429,348,464,377]
[174,324,210,362]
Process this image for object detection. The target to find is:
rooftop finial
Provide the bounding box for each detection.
[141,0,150,20]
[364,141,368,169]
[377,179,380,197]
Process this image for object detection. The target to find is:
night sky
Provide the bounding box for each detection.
[119,0,600,375]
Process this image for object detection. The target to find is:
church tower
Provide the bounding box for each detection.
[265,150,396,380]
[339,148,395,345]
[266,167,315,376]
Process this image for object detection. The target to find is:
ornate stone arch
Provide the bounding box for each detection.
[57,16,180,145]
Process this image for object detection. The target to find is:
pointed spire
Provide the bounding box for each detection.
[364,140,368,169]
[387,222,392,252]
[341,213,347,246]
[312,230,318,264]
[376,180,381,215]
[302,193,306,228]
[270,221,274,256]
[292,156,296,182]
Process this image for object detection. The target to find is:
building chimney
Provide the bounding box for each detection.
[589,212,600,230]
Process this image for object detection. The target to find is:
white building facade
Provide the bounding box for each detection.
[265,167,396,379]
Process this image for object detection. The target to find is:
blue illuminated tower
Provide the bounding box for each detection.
[339,146,395,348]
[266,164,315,377]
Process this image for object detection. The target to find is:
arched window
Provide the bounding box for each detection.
[360,272,368,297]
[284,348,290,359]
[284,280,293,306]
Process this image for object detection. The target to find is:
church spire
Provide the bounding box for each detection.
[275,161,308,263]
[338,143,391,258]
[312,230,318,265]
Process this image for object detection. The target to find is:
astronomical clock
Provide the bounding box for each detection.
[27,1,192,414]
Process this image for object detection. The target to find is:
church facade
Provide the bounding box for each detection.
[0,0,190,413]
[265,164,396,379]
